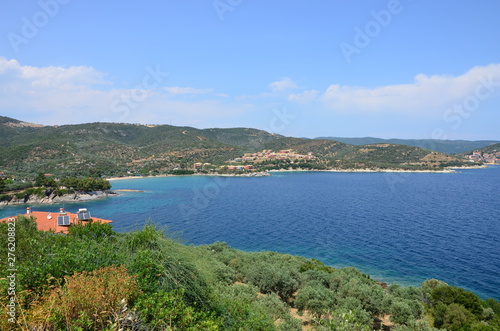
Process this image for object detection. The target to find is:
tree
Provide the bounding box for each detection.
[35,172,47,187]
[34,172,57,187]
[0,178,5,193]
[443,303,476,330]
[60,177,111,192]
[295,284,335,319]
[430,285,483,317]
[390,301,415,326]
[245,262,300,301]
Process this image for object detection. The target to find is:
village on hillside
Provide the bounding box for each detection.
[468,151,500,164]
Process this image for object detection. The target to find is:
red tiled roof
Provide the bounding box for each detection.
[0,208,112,234]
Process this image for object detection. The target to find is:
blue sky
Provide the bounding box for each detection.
[1,0,499,140]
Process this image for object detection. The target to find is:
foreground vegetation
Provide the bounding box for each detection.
[1,218,499,330]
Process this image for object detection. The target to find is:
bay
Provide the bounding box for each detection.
[1,166,499,301]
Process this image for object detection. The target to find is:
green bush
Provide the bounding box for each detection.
[390,301,415,325]
[300,269,332,288]
[295,283,335,318]
[60,176,111,192]
[431,285,483,317]
[245,261,300,301]
[14,192,26,199]
[442,303,477,330]
[214,284,277,331]
[135,289,221,330]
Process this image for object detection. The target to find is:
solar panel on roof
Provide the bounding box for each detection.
[57,215,70,226]
[77,211,91,220]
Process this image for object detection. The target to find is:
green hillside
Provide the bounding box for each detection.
[2,218,499,330]
[317,136,500,154]
[465,142,500,155]
[0,117,472,177]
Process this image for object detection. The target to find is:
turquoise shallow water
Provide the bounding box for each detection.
[1,166,499,300]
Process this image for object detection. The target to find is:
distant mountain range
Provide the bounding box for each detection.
[316,137,500,154]
[0,116,479,177]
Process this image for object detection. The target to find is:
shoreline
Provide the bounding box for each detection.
[107,171,271,181]
[107,165,494,181]
[269,168,457,174]
[0,190,117,207]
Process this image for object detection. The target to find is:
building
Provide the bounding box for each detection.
[0,207,113,234]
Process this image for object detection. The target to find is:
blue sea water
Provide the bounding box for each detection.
[1,166,499,300]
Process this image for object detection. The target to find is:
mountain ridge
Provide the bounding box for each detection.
[0,116,474,177]
[317,136,500,154]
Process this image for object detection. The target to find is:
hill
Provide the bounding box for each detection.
[0,117,471,177]
[458,143,500,164]
[317,136,500,154]
[468,142,500,154]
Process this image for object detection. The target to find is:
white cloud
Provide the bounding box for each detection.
[0,57,109,90]
[0,58,249,125]
[318,64,500,114]
[288,89,320,103]
[162,86,214,95]
[2,58,499,134]
[269,77,299,92]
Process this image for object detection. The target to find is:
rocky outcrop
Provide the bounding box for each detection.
[0,190,117,206]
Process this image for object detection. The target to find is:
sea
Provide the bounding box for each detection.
[1,166,499,301]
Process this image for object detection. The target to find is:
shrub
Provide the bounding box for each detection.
[214,283,277,330]
[14,192,25,199]
[335,278,384,315]
[68,221,114,239]
[255,293,301,330]
[299,259,333,273]
[125,223,165,251]
[390,301,415,326]
[430,285,483,317]
[442,303,477,330]
[245,262,300,301]
[391,320,444,331]
[127,249,166,293]
[295,284,335,319]
[26,265,141,330]
[135,289,221,330]
[300,269,332,288]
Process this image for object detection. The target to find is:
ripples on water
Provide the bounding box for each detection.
[1,167,499,300]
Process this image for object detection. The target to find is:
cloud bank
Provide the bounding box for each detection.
[290,64,500,115]
[1,58,499,135]
[0,58,248,126]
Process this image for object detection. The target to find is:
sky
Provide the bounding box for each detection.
[1,0,499,140]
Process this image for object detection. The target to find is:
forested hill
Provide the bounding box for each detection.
[466,142,500,154]
[317,136,500,154]
[0,116,471,177]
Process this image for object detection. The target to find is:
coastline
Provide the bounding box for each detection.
[0,190,117,207]
[107,171,271,181]
[269,168,458,174]
[106,165,493,182]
